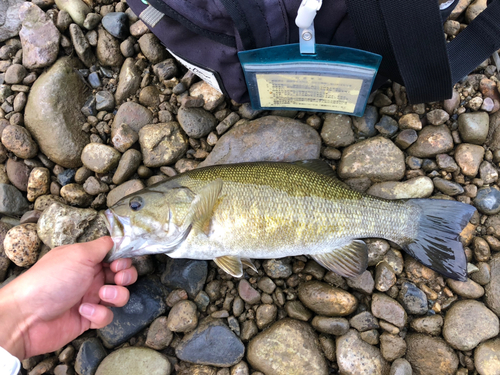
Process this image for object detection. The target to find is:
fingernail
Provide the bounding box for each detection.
[79,303,95,317]
[120,272,131,285]
[115,259,126,271]
[102,286,117,300]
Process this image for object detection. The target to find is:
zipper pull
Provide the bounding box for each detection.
[295,0,322,55]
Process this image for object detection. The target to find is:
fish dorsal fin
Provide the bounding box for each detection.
[185,179,223,235]
[311,240,368,278]
[293,160,337,178]
[215,256,243,278]
[241,258,257,272]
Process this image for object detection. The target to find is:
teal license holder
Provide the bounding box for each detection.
[238,0,382,117]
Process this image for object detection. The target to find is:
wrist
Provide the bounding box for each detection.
[0,281,29,360]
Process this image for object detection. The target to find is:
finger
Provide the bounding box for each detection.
[104,268,115,284]
[78,237,114,266]
[115,267,138,286]
[100,285,130,307]
[79,303,114,329]
[110,258,133,273]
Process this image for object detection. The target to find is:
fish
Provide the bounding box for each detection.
[103,160,476,281]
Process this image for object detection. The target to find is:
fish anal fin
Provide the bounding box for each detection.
[215,255,243,278]
[312,240,368,278]
[187,179,223,235]
[241,258,257,272]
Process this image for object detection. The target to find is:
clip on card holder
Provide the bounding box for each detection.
[238,0,382,117]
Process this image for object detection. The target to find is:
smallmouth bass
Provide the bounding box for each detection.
[103,160,475,280]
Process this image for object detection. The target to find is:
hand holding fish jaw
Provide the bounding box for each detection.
[0,237,138,360]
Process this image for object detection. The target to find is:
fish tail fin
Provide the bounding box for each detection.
[401,199,476,281]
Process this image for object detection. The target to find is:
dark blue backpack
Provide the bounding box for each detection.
[126,0,500,105]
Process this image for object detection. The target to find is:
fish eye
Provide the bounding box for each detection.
[129,196,144,211]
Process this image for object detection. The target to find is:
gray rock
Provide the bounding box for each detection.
[447,277,485,298]
[69,24,95,68]
[0,222,12,281]
[336,330,389,375]
[390,358,412,375]
[371,293,407,328]
[311,316,349,335]
[410,315,443,336]
[24,57,89,168]
[443,300,499,351]
[349,311,379,332]
[238,279,261,304]
[37,202,99,248]
[0,0,25,42]
[102,12,128,39]
[256,304,278,329]
[436,154,459,173]
[455,143,485,177]
[474,187,500,215]
[458,112,489,144]
[19,3,60,69]
[177,107,217,138]
[474,338,500,375]
[4,64,27,84]
[374,261,396,292]
[60,183,93,207]
[54,0,90,27]
[433,177,464,196]
[115,58,141,105]
[167,300,198,332]
[3,223,41,267]
[138,34,167,64]
[83,12,101,30]
[81,143,121,173]
[112,101,153,137]
[95,347,171,375]
[189,81,225,112]
[375,115,399,137]
[480,160,499,184]
[394,129,418,150]
[176,318,245,367]
[352,105,378,137]
[106,179,145,207]
[405,334,458,375]
[427,109,449,126]
[398,282,427,315]
[200,116,321,167]
[83,176,109,196]
[444,89,460,114]
[367,176,433,199]
[112,149,141,185]
[145,316,173,350]
[320,114,355,148]
[139,122,188,167]
[75,338,107,375]
[262,259,292,278]
[338,136,405,182]
[407,125,454,158]
[161,258,207,299]
[1,124,38,159]
[96,27,123,67]
[0,183,29,216]
[247,318,328,375]
[380,332,406,362]
[111,123,138,153]
[298,280,357,316]
[95,91,115,112]
[6,158,30,192]
[153,59,178,81]
[284,301,312,321]
[346,270,375,294]
[98,278,166,348]
[486,253,500,316]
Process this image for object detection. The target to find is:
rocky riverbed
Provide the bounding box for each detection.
[1,0,500,374]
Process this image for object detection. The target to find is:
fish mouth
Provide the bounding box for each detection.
[102,209,127,262]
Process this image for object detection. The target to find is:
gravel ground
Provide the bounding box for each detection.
[1,0,500,374]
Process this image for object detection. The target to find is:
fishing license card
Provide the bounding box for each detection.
[238,44,381,117]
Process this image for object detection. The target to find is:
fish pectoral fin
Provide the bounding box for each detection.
[241,258,257,272]
[214,256,243,278]
[185,179,223,235]
[312,240,368,278]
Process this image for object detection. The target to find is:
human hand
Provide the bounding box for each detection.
[0,236,138,359]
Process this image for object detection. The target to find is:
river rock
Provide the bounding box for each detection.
[0,0,25,42]
[371,293,407,328]
[398,282,427,315]
[247,318,327,375]
[455,143,485,177]
[399,113,422,130]
[433,177,464,196]
[98,278,166,348]
[112,102,153,137]
[0,222,12,281]
[3,223,41,267]
[311,316,350,335]
[336,329,389,375]
[69,23,95,68]
[486,253,500,315]
[380,332,406,361]
[298,280,357,316]
[139,122,188,167]
[96,347,171,375]
[442,300,499,351]
[390,358,413,375]
[410,315,443,336]
[427,109,449,126]
[115,58,141,105]
[75,338,107,375]
[24,57,89,168]
[27,167,50,202]
[458,112,489,144]
[352,105,378,137]
[338,136,405,182]
[1,125,37,160]
[475,339,500,375]
[0,183,29,216]
[36,202,98,248]
[106,179,145,207]
[19,3,60,69]
[138,34,167,64]
[320,114,355,148]
[81,143,121,173]
[446,277,484,298]
[189,81,224,111]
[112,149,141,185]
[167,300,198,332]
[367,176,433,199]
[177,107,217,138]
[200,116,321,167]
[60,183,92,207]
[5,158,30,192]
[405,334,458,375]
[34,194,66,211]
[145,316,173,350]
[102,12,128,39]
[407,125,454,157]
[161,258,207,298]
[176,318,245,367]
[97,27,123,67]
[474,187,500,215]
[262,259,292,278]
[54,0,90,27]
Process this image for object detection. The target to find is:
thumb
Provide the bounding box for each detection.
[77,236,114,265]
